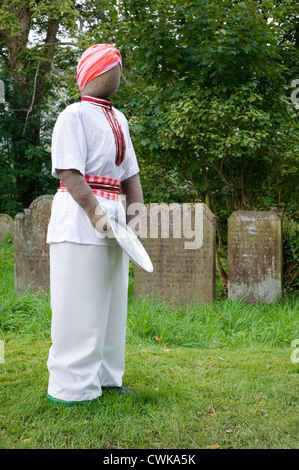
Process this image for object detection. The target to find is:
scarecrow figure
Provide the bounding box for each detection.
[46,44,143,404]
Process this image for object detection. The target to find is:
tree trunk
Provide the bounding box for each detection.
[1,2,60,209]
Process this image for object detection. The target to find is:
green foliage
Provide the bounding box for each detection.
[114,0,299,290]
[115,0,298,207]
[127,297,299,349]
[283,219,299,293]
[0,0,298,289]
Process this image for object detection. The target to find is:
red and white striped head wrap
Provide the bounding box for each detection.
[77,44,122,92]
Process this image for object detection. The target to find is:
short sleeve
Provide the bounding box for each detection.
[117,114,140,182]
[51,111,87,179]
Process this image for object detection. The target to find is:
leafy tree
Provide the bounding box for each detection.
[114,0,299,291]
[0,1,77,212]
[0,0,115,214]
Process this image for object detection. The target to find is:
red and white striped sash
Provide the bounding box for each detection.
[58,175,121,202]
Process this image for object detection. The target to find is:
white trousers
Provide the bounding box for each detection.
[47,242,129,402]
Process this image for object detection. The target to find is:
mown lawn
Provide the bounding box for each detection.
[0,237,298,449]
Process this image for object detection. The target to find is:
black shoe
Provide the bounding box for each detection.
[103,385,136,395]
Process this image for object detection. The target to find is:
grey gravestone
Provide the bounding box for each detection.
[228,211,282,304]
[134,203,216,306]
[0,214,14,240]
[14,195,54,295]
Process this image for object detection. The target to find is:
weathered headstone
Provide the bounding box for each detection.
[14,195,54,295]
[134,203,216,306]
[228,211,282,304]
[0,214,14,240]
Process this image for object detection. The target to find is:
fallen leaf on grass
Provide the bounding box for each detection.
[22,438,32,443]
[207,405,216,417]
[162,349,171,352]
[207,445,221,449]
[154,387,159,392]
[154,336,161,342]
[169,368,173,373]
[197,362,204,366]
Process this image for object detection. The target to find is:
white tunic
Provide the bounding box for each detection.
[46,100,139,246]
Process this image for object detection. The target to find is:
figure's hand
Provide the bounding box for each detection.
[91,205,111,233]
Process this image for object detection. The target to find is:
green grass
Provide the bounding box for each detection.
[0,237,298,449]
[127,296,298,349]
